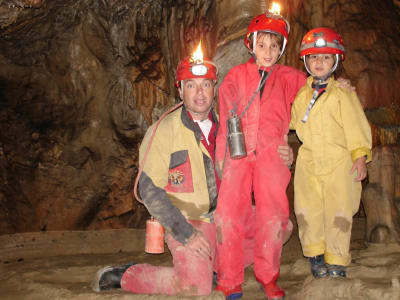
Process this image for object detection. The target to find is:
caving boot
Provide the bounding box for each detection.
[92,262,136,292]
[261,276,285,300]
[215,284,243,299]
[327,264,346,278]
[309,254,328,278]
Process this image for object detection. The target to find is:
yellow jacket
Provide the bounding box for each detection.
[138,106,218,244]
[290,76,372,176]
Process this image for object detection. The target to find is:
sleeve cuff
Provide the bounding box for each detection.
[351,147,372,163]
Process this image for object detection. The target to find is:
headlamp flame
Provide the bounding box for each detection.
[269,2,281,15]
[190,41,208,76]
[191,41,204,64]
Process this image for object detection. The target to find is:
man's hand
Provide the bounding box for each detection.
[337,77,356,92]
[186,230,211,260]
[351,156,367,182]
[278,134,294,167]
[217,161,224,175]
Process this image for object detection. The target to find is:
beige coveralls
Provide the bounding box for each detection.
[290,76,372,266]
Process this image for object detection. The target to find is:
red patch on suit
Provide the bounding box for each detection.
[165,155,194,193]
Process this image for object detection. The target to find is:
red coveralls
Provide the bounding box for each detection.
[215,58,306,287]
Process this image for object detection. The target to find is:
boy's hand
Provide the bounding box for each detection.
[351,156,367,182]
[217,161,224,175]
[278,134,294,167]
[337,77,356,92]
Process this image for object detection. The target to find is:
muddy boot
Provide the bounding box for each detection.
[215,284,243,299]
[327,264,346,278]
[309,255,328,278]
[91,262,136,292]
[262,279,285,300]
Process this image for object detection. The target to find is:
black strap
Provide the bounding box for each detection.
[301,84,327,123]
[238,65,275,119]
[221,66,275,174]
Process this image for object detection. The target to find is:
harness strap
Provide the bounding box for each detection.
[239,65,275,118]
[301,83,326,123]
[220,66,275,174]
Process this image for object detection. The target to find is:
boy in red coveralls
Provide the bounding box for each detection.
[214,9,306,300]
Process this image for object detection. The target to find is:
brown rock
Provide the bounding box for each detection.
[363,146,400,243]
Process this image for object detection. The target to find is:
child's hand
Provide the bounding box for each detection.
[337,77,356,92]
[217,161,224,174]
[277,134,294,167]
[351,156,367,182]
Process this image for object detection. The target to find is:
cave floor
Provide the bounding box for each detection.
[1,217,400,300]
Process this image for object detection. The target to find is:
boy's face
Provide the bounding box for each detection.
[179,78,215,120]
[254,34,281,68]
[306,54,335,78]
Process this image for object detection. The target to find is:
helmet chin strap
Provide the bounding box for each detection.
[252,32,258,57]
[280,38,287,59]
[301,54,340,123]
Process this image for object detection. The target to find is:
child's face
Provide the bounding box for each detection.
[254,34,281,68]
[306,54,335,78]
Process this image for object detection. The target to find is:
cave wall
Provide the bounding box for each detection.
[0,0,218,233]
[0,0,399,235]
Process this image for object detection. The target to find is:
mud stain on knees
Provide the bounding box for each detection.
[334,216,351,232]
[269,220,282,242]
[296,213,308,230]
[277,228,282,241]
[216,225,223,245]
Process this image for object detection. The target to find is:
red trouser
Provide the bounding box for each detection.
[216,145,291,288]
[120,218,256,296]
[121,220,216,295]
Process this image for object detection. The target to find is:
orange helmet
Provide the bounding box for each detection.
[176,56,217,87]
[300,27,345,60]
[244,12,290,57]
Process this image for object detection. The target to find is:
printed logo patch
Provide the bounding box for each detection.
[168,170,184,185]
[165,152,193,193]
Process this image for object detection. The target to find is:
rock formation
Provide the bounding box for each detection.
[363,146,400,243]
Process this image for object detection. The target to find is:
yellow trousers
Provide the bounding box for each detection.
[294,154,361,266]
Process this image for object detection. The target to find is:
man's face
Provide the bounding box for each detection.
[179,78,215,120]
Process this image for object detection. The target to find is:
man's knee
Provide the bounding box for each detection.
[178,262,213,295]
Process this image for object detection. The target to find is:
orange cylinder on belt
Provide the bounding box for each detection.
[145,217,165,254]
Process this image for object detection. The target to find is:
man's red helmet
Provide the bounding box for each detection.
[176,56,217,87]
[300,27,345,60]
[244,12,290,51]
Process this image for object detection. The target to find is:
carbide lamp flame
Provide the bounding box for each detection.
[191,41,204,64]
[269,2,281,15]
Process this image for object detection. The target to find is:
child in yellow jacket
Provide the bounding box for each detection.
[290,28,372,278]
